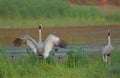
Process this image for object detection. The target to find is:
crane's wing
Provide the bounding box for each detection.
[13,35,38,54]
[42,34,54,58]
[43,34,67,58]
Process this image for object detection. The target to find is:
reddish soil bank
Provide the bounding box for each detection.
[0,25,120,45]
[69,0,120,6]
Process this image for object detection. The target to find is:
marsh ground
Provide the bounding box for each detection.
[0,25,120,45]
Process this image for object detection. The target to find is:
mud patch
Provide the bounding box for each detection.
[0,25,120,45]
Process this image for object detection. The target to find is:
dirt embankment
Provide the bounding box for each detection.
[0,25,120,45]
[69,0,120,6]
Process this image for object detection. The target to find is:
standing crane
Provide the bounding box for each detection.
[102,29,113,65]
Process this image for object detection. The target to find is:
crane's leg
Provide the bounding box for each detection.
[42,58,47,64]
[105,56,112,67]
[103,54,107,63]
[107,56,111,67]
[103,54,108,67]
[102,55,105,62]
[36,56,39,63]
[106,55,108,63]
[106,56,108,65]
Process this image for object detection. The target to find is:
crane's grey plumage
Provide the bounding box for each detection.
[102,30,113,63]
[13,34,67,59]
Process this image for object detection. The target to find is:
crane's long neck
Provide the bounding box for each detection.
[108,32,111,45]
[108,36,111,45]
[38,29,42,44]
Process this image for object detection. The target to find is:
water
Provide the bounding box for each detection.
[2,43,118,59]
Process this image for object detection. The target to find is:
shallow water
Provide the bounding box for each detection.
[2,42,119,59]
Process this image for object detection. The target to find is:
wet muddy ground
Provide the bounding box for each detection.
[0,25,120,46]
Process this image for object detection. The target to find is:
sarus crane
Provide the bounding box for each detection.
[102,29,113,65]
[13,26,67,59]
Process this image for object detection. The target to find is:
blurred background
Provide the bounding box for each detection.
[0,0,120,28]
[0,0,120,46]
[0,0,120,45]
[69,0,120,5]
[0,1,120,78]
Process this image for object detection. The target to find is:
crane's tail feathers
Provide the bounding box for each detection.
[13,38,25,47]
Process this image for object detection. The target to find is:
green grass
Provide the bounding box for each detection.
[1,18,120,28]
[0,48,120,78]
[0,0,120,28]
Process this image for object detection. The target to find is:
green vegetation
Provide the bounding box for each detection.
[0,48,120,78]
[0,0,120,27]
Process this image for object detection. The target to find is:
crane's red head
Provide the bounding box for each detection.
[39,24,42,30]
[107,29,110,36]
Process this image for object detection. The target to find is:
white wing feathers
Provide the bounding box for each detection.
[43,34,54,58]
[25,36,38,54]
